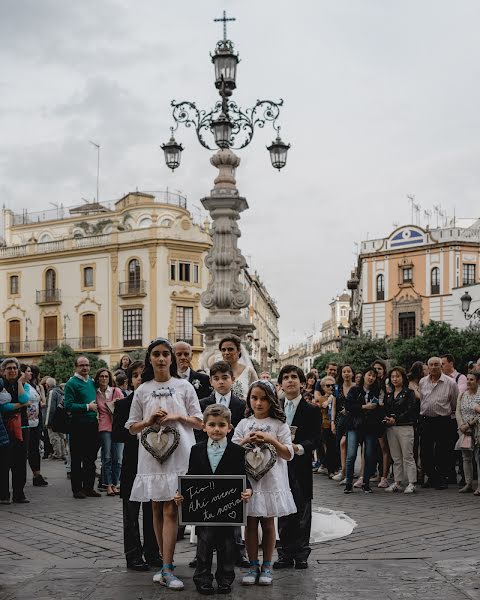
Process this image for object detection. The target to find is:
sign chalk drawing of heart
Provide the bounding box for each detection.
[228,511,236,519]
[244,442,277,481]
[141,424,180,464]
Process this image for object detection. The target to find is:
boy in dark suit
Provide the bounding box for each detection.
[274,364,321,570]
[175,404,252,595]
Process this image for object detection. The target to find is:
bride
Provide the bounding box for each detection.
[219,334,258,401]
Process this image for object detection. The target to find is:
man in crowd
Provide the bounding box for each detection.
[441,354,467,392]
[173,341,211,399]
[419,356,458,490]
[64,356,101,499]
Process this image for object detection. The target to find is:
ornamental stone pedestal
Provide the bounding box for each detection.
[197,148,255,369]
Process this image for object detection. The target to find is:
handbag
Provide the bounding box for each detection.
[455,433,473,451]
[50,401,72,434]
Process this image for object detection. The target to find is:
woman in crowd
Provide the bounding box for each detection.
[20,363,48,487]
[219,335,258,401]
[118,355,132,373]
[0,358,30,503]
[304,372,317,395]
[344,367,383,494]
[455,370,480,494]
[315,376,338,476]
[372,359,391,488]
[331,365,356,483]
[94,368,125,496]
[125,337,203,589]
[383,367,418,494]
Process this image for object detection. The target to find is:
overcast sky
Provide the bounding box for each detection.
[1,1,480,350]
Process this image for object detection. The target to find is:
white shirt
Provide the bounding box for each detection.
[214,391,232,407]
[178,367,191,380]
[284,394,304,455]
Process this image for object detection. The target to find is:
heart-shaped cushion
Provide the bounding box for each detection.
[141,424,180,464]
[244,442,277,481]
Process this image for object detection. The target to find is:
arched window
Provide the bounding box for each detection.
[38,232,53,244]
[138,217,152,229]
[45,268,56,291]
[431,267,440,295]
[376,274,385,301]
[128,259,141,291]
[81,313,96,349]
[160,218,172,227]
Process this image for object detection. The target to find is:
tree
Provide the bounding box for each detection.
[39,344,108,383]
[313,352,340,375]
[340,334,389,372]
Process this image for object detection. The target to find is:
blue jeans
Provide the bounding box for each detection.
[100,431,124,486]
[345,430,377,485]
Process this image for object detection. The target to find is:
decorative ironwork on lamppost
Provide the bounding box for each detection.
[162,10,290,170]
[460,291,480,322]
[161,12,291,367]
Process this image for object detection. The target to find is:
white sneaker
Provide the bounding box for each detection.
[377,477,389,488]
[153,569,184,590]
[242,567,260,585]
[316,466,329,475]
[404,483,416,494]
[258,565,273,586]
[332,472,344,481]
[353,477,363,488]
[385,482,402,493]
[339,478,347,485]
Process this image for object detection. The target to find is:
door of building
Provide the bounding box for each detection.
[44,316,58,351]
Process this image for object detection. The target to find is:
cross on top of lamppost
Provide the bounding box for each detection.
[161,15,291,170]
[214,10,236,41]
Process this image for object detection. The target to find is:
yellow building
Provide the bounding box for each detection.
[349,222,480,338]
[0,191,211,366]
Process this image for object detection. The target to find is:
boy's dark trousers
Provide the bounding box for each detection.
[193,526,236,588]
[277,476,312,562]
[122,498,160,564]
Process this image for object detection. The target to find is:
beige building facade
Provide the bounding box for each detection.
[0,191,211,366]
[349,222,480,338]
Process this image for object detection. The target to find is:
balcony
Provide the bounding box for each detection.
[118,280,147,297]
[168,331,204,348]
[0,337,102,356]
[36,289,61,305]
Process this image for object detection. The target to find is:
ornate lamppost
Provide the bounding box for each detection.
[460,291,480,322]
[162,12,291,366]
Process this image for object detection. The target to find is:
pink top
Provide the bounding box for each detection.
[96,386,124,432]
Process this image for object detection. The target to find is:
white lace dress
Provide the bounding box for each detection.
[125,377,202,502]
[231,366,257,401]
[232,416,297,518]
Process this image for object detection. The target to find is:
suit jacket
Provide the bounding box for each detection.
[188,369,212,400]
[195,392,246,443]
[112,392,138,498]
[187,440,251,491]
[282,397,322,500]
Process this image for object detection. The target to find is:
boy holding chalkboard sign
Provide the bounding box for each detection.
[175,405,252,595]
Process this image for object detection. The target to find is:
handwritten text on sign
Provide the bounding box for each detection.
[178,475,246,526]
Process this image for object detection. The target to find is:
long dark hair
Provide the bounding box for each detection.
[94,368,114,389]
[245,381,286,423]
[141,338,179,383]
[388,366,409,390]
[408,361,424,383]
[359,367,380,398]
[127,360,144,388]
[336,364,356,387]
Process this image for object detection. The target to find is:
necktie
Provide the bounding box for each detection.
[219,396,227,405]
[285,400,295,425]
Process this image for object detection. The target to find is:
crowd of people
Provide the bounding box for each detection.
[1,338,479,594]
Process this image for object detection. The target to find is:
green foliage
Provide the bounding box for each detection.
[38,344,108,384]
[112,349,146,371]
[313,321,480,374]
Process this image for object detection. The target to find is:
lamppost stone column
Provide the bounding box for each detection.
[196,148,254,368]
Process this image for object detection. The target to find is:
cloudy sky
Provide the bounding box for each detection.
[2,1,480,349]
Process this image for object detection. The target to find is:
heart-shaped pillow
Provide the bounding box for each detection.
[141,424,180,464]
[244,442,277,481]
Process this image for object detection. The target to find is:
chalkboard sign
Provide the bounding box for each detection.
[178,475,246,526]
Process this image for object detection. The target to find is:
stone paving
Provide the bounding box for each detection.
[1,459,480,599]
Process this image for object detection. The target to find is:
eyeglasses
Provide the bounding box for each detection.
[324,384,334,387]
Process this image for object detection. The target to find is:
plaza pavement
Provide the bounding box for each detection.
[1,458,479,599]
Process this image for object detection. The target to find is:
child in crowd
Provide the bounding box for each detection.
[125,337,203,590]
[175,404,252,595]
[275,365,321,570]
[232,380,296,586]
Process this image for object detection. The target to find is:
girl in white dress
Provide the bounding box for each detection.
[232,380,296,586]
[125,337,203,590]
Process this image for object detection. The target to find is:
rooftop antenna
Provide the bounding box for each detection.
[413,202,421,225]
[424,209,432,227]
[433,204,440,227]
[407,194,415,224]
[392,221,399,229]
[89,141,100,203]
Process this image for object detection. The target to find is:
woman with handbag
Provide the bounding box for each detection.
[455,371,480,494]
[94,368,124,496]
